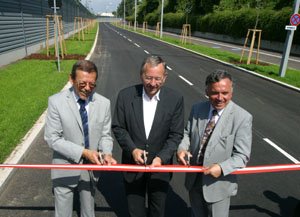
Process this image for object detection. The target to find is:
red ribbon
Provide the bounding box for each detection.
[1,163,300,174]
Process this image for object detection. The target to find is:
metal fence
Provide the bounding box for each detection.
[0,0,93,67]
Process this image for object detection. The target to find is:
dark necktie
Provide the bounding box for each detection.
[78,99,89,148]
[197,109,218,165]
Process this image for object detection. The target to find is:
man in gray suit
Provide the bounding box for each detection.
[177,70,252,217]
[44,60,116,217]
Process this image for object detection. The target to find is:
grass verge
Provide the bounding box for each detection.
[0,24,98,163]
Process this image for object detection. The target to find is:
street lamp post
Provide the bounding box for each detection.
[160,0,164,38]
[134,0,137,31]
[53,0,60,72]
[123,0,126,28]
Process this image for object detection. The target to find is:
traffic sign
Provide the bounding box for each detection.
[290,13,300,26]
[285,25,297,31]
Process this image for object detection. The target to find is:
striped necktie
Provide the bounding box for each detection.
[197,109,218,165]
[78,99,89,148]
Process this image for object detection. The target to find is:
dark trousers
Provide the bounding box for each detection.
[124,173,169,217]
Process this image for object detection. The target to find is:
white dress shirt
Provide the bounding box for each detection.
[142,89,160,139]
[72,91,91,113]
[208,105,224,125]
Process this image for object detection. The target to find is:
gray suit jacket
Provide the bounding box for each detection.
[44,87,113,187]
[178,101,252,203]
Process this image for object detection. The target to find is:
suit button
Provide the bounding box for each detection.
[145,144,149,148]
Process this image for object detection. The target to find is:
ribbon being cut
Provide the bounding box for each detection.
[1,163,300,174]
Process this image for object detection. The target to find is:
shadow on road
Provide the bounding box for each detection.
[230,190,300,217]
[96,171,190,217]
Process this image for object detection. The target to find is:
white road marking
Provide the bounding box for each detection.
[167,66,172,71]
[263,138,300,164]
[179,75,193,86]
[144,50,150,54]
[134,43,140,47]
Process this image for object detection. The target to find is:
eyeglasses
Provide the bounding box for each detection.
[77,81,97,88]
[143,75,164,82]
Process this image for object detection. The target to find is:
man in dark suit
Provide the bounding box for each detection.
[112,55,184,217]
[177,70,252,217]
[44,60,116,217]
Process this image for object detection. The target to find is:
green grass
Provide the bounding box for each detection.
[41,28,97,56]
[123,25,300,88]
[0,24,98,163]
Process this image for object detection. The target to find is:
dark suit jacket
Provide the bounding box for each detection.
[112,84,184,182]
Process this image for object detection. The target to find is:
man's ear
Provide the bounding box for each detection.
[69,74,73,84]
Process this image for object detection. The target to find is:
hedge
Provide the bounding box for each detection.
[157,7,299,44]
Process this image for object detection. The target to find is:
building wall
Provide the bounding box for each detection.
[0,0,93,67]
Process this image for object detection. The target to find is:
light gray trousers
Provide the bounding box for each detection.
[53,170,96,217]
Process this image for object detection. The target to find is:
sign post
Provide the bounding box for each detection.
[279,0,300,77]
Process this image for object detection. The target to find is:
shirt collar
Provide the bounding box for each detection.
[71,88,92,104]
[142,88,160,101]
[209,105,224,117]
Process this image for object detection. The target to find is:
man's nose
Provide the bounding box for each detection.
[85,84,92,91]
[216,93,223,100]
[149,79,157,86]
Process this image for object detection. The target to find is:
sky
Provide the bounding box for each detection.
[82,0,122,14]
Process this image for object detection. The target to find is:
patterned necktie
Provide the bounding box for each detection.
[78,99,89,148]
[197,109,218,165]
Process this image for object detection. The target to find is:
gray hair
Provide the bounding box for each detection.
[205,70,233,87]
[140,55,167,75]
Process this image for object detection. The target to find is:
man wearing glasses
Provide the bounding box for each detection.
[45,60,116,217]
[112,55,184,217]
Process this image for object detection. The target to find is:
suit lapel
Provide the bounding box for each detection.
[207,101,234,152]
[88,93,96,124]
[198,103,210,139]
[66,88,83,132]
[148,96,164,140]
[132,85,147,139]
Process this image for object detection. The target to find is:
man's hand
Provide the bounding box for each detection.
[177,150,192,166]
[82,149,101,164]
[149,157,162,168]
[203,164,222,178]
[132,148,147,165]
[103,154,117,165]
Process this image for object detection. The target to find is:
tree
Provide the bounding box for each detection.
[116,0,135,18]
[194,0,221,15]
[176,0,194,24]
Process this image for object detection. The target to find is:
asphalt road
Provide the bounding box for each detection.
[0,23,299,217]
[156,28,300,71]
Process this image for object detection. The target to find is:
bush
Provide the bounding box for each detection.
[163,12,185,28]
[194,7,294,43]
[145,12,159,26]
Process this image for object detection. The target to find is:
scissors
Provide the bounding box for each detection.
[99,150,104,165]
[184,152,191,167]
[143,150,148,166]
